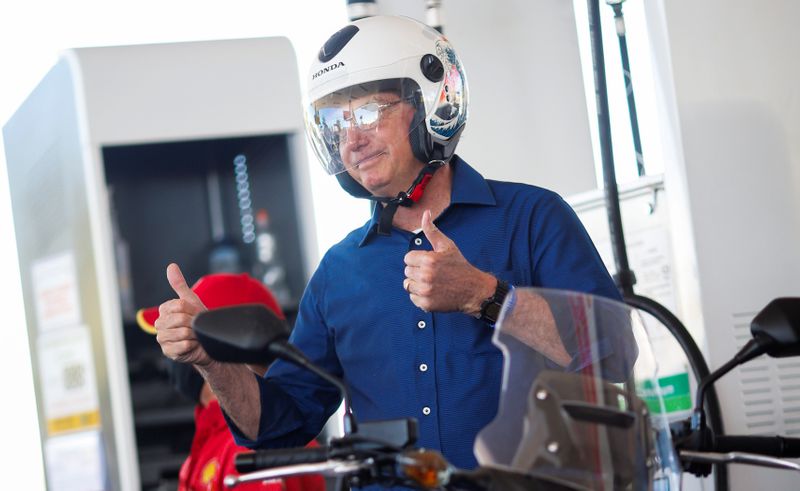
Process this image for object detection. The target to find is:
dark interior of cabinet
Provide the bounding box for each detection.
[103,134,305,489]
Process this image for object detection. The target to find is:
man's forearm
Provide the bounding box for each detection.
[197,361,262,440]
[502,289,571,367]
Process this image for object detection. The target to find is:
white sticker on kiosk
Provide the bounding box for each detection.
[32,251,82,332]
[45,430,105,491]
[37,325,101,435]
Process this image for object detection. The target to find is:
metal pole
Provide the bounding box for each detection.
[608,0,646,176]
[346,0,377,21]
[586,0,636,296]
[426,0,444,33]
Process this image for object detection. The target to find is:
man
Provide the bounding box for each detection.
[139,273,324,491]
[155,15,621,479]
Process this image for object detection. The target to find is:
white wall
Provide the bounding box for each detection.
[646,1,800,489]
[377,0,598,197]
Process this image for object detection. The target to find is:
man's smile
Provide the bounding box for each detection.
[354,151,387,169]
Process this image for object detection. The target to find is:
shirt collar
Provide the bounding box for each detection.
[358,155,496,246]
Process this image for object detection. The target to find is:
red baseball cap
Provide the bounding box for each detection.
[136,273,285,334]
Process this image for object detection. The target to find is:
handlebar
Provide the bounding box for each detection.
[227,440,452,490]
[713,435,800,458]
[235,446,330,473]
[680,450,800,473]
[228,434,800,488]
[674,427,800,478]
[226,460,368,488]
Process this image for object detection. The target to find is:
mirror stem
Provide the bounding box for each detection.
[692,338,768,431]
[268,342,357,434]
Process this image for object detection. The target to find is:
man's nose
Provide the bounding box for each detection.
[344,125,370,149]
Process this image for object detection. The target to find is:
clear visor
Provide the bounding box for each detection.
[305,79,423,176]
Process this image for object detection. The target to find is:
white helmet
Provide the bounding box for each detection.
[304,15,469,200]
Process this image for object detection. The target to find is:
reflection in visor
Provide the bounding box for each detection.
[316,99,409,148]
[305,78,422,176]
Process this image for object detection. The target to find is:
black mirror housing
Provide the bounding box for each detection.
[751,298,800,358]
[192,304,291,364]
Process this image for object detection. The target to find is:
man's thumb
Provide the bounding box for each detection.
[166,263,199,302]
[421,210,450,252]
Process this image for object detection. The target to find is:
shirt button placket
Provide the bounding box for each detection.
[409,225,437,442]
[416,315,435,429]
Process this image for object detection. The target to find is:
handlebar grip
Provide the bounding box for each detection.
[714,435,800,458]
[235,446,330,473]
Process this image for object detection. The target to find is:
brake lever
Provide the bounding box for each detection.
[224,460,370,488]
[679,450,800,472]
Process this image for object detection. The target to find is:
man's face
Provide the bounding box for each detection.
[339,92,421,197]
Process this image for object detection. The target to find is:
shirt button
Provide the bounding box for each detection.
[422,406,431,416]
[419,363,428,372]
[417,320,426,329]
[414,237,423,246]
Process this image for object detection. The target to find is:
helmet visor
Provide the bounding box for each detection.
[305,79,423,176]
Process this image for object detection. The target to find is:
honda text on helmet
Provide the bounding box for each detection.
[304,15,469,234]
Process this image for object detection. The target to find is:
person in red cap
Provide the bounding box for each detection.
[138,273,325,491]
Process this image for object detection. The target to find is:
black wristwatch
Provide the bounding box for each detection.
[478,278,511,325]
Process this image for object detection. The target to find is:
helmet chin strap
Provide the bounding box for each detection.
[372,160,444,236]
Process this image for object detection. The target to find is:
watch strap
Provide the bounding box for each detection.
[478,278,511,325]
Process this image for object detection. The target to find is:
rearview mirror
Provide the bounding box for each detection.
[751,298,800,358]
[192,304,291,364]
[192,303,359,434]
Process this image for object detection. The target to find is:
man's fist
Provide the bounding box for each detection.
[154,263,212,366]
[403,210,496,314]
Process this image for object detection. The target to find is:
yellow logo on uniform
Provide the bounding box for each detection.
[201,458,220,489]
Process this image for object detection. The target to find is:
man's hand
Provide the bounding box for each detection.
[403,210,496,314]
[154,263,212,367]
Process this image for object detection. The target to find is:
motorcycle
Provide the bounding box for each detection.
[191,288,800,490]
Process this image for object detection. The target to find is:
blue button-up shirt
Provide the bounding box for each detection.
[227,156,619,473]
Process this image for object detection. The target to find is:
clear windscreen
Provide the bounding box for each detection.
[474,288,681,490]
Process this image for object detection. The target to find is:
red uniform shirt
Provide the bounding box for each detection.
[179,400,325,491]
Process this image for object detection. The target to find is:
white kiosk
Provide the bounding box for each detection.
[3,38,317,490]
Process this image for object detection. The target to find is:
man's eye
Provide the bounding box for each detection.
[356,106,380,124]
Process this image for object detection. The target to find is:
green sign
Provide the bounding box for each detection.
[638,372,692,414]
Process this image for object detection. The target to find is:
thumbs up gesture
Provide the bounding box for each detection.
[154,263,212,366]
[403,210,497,314]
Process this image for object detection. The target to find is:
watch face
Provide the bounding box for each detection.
[485,302,502,322]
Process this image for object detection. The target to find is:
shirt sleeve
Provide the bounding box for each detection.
[528,192,636,379]
[225,263,344,449]
[529,192,620,300]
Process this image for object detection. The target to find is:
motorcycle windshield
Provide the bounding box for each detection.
[474,288,681,490]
